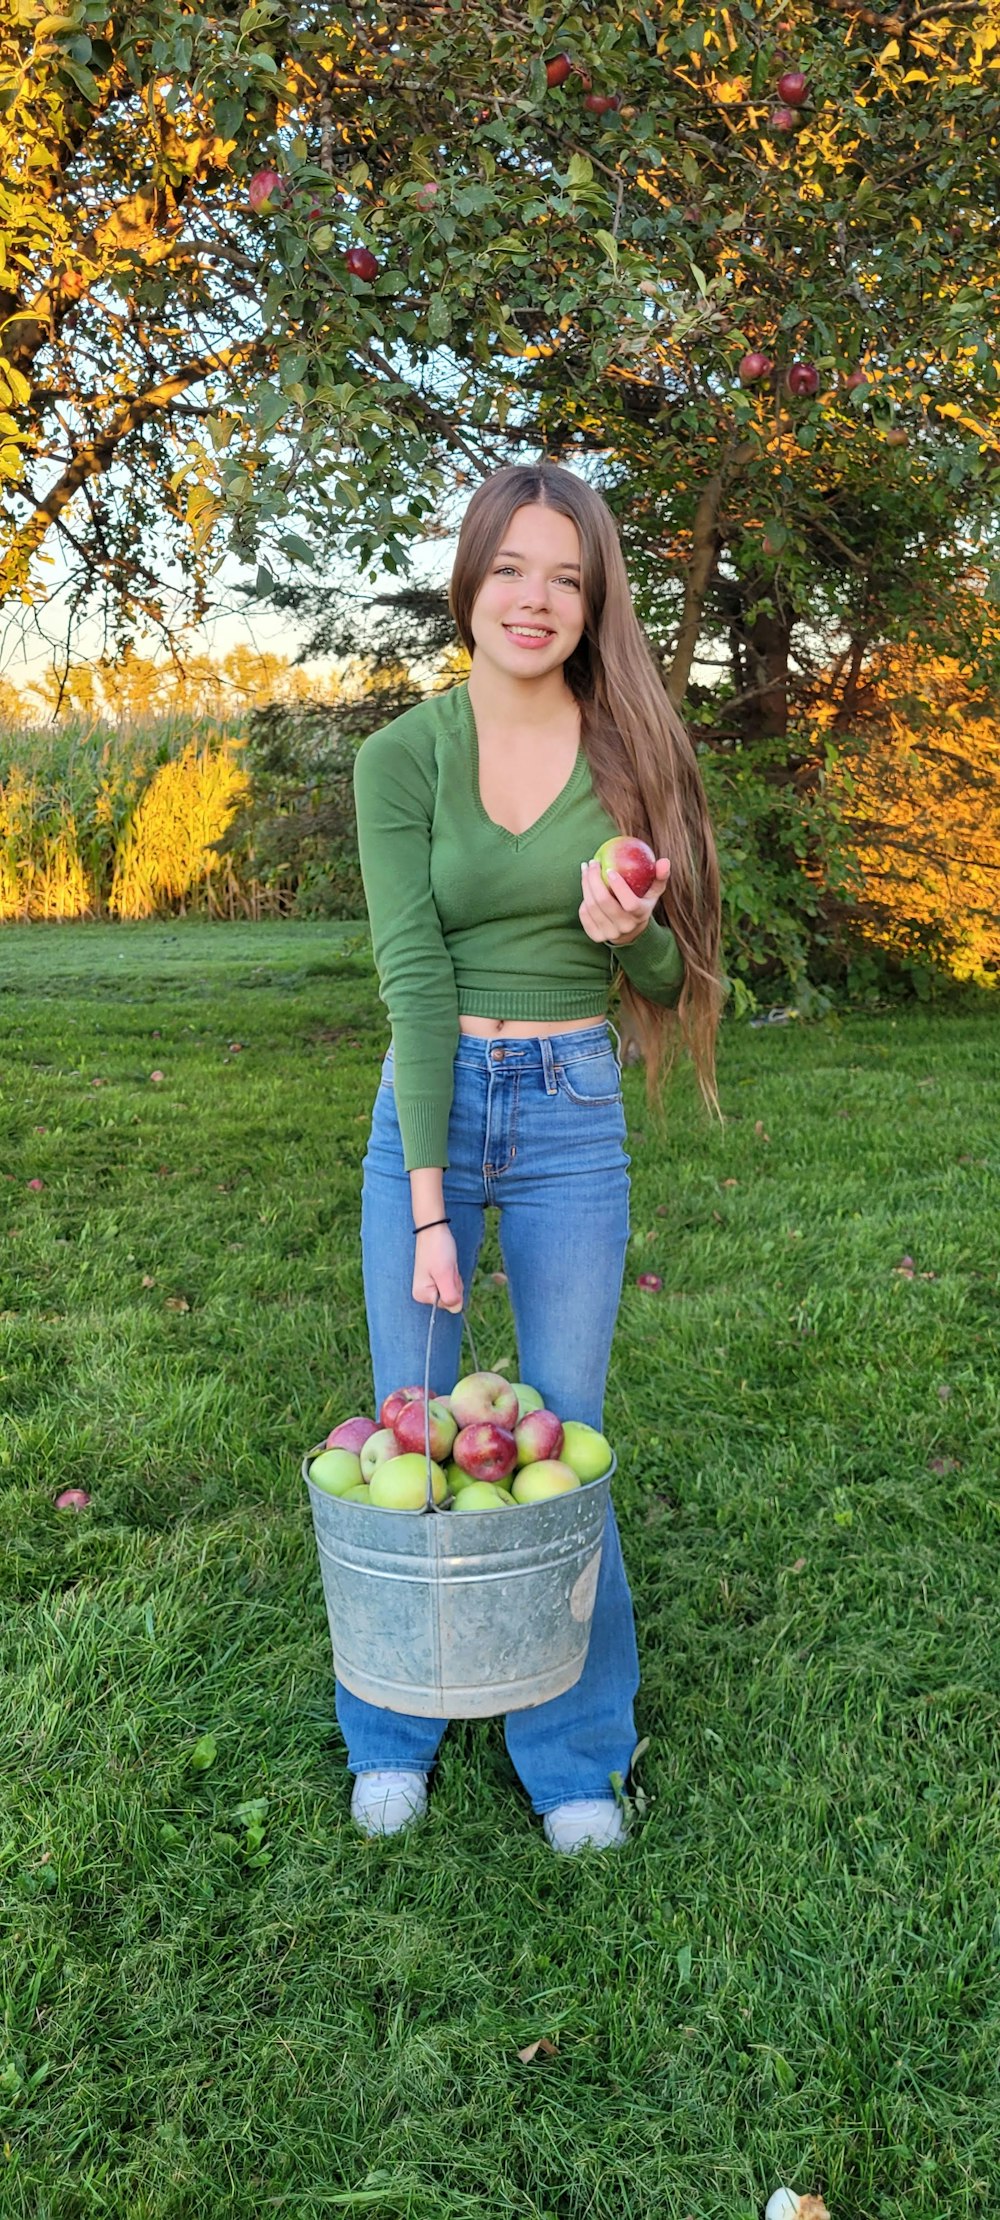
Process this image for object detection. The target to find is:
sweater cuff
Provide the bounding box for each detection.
[615,916,685,1006]
[397,1095,451,1174]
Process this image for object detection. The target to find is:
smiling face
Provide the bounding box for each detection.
[468,502,587,679]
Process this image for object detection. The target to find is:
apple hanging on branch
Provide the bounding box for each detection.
[545,53,573,87]
[739,351,775,384]
[787,361,820,398]
[249,167,284,212]
[584,92,622,115]
[344,246,379,281]
[776,70,810,106]
[769,104,798,132]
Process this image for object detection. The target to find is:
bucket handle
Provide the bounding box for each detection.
[420,1294,480,1513]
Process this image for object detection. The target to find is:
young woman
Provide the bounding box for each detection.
[346,461,725,1851]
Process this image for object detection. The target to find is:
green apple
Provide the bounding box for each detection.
[369,1455,446,1509]
[450,1481,513,1511]
[510,1381,545,1417]
[309,1447,364,1496]
[342,1482,372,1502]
[511,1460,581,1503]
[446,1460,477,1493]
[558,1421,613,1483]
[360,1426,400,1482]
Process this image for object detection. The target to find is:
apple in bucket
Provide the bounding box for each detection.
[453,1421,518,1483]
[511,1461,581,1503]
[309,1447,365,1496]
[369,1455,447,1508]
[325,1415,378,1454]
[360,1427,400,1481]
[392,1395,458,1461]
[449,1371,519,1430]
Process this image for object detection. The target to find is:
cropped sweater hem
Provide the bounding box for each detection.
[455,982,608,1020]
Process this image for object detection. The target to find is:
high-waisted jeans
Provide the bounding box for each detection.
[335,1020,640,1815]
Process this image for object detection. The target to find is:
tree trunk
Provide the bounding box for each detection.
[666,471,723,708]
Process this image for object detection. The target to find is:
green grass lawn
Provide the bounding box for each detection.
[1,920,998,2220]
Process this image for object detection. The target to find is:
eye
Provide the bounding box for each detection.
[494,566,579,586]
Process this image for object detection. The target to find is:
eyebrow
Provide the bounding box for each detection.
[496,547,581,571]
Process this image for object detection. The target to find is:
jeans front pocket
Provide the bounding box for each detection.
[555,1047,623,1107]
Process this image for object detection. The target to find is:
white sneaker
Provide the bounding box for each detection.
[542,1798,628,1854]
[350,1770,429,1837]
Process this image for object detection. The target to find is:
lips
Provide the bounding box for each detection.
[503,624,555,640]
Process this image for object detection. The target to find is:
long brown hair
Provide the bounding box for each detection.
[448,462,727,1126]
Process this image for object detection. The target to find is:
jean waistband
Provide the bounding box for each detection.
[453,1019,620,1070]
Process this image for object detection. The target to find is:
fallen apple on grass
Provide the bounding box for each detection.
[55,1488,91,1510]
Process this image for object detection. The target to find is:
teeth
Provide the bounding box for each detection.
[506,626,552,637]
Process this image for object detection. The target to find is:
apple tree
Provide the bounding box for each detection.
[4,0,999,696]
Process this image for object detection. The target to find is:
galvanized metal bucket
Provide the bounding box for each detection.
[304,1299,614,1717]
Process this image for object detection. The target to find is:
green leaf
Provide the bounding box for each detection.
[566,153,594,189]
[676,1943,693,1983]
[594,229,619,268]
[189,1733,217,1771]
[280,531,317,566]
[60,57,101,102]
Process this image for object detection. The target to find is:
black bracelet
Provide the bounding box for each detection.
[413,1216,451,1235]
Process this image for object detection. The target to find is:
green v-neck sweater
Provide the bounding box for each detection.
[353,679,685,1170]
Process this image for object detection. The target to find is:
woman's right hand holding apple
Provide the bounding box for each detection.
[413,1223,464,1313]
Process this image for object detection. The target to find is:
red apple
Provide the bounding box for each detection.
[637,1273,663,1292]
[55,1488,91,1510]
[449,1371,520,1430]
[739,351,774,384]
[787,361,820,398]
[777,70,809,106]
[414,180,439,209]
[545,53,573,87]
[884,427,908,447]
[453,1422,518,1483]
[345,246,379,281]
[325,1415,378,1453]
[843,366,869,392]
[249,167,283,212]
[584,92,622,114]
[393,1396,458,1462]
[770,104,798,131]
[514,1409,565,1464]
[379,1384,424,1429]
[594,835,657,899]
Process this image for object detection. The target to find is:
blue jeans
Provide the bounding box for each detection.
[336,1021,640,1815]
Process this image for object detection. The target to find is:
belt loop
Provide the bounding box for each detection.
[540,1036,558,1095]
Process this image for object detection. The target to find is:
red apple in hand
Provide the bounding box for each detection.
[788,361,820,398]
[449,1371,519,1430]
[777,70,809,106]
[393,1396,458,1462]
[453,1422,518,1483]
[380,1384,424,1430]
[514,1409,565,1465]
[325,1415,378,1453]
[594,836,657,899]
